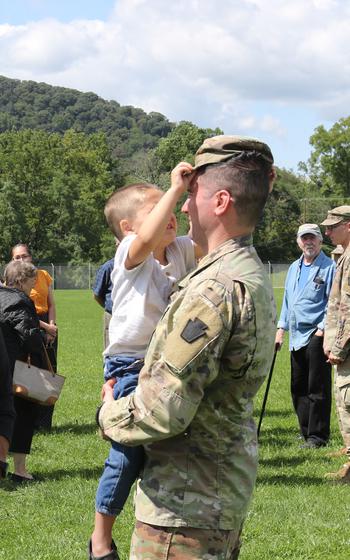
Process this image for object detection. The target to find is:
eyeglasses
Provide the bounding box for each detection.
[13,254,31,260]
[325,221,347,231]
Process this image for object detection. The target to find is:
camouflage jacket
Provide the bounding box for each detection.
[324,246,350,366]
[99,236,277,530]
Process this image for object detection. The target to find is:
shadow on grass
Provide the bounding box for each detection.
[0,466,103,491]
[255,409,294,419]
[257,473,325,486]
[260,455,307,467]
[41,466,103,482]
[50,422,97,436]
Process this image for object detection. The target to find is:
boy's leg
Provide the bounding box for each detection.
[92,442,144,557]
[91,513,116,558]
[91,360,143,557]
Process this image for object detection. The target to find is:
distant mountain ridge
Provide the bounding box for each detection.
[0,75,173,158]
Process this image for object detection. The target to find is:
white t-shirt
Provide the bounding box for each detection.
[104,234,196,358]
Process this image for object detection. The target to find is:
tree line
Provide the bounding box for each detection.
[0,76,349,264]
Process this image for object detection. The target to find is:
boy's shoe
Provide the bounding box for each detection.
[88,538,119,560]
[324,462,350,483]
[326,447,348,458]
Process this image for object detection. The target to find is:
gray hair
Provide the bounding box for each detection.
[4,260,37,288]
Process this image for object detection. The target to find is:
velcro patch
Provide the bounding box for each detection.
[180,318,208,343]
[163,296,224,375]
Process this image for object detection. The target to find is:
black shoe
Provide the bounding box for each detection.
[300,439,326,449]
[8,472,36,484]
[88,539,119,560]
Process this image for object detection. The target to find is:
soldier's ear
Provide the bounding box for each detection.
[213,190,232,216]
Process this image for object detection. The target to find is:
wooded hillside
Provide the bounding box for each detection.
[0,75,173,158]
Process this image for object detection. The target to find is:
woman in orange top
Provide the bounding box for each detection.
[11,244,58,430]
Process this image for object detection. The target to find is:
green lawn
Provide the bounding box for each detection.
[0,289,348,560]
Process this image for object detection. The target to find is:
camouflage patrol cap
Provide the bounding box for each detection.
[193,135,274,170]
[320,206,350,226]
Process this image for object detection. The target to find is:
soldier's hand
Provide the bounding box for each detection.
[327,352,344,365]
[102,382,115,403]
[101,378,116,400]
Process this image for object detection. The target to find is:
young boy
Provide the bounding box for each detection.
[89,163,201,560]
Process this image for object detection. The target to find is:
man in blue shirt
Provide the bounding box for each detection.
[276,224,335,448]
[93,257,115,350]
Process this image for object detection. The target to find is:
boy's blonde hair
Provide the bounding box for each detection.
[104,183,161,240]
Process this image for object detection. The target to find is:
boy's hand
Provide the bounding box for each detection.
[171,162,194,194]
[101,378,116,400]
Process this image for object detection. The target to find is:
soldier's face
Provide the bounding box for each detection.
[325,221,350,247]
[297,234,322,260]
[181,173,215,249]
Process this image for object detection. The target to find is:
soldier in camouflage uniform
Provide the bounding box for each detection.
[97,135,277,559]
[321,206,350,483]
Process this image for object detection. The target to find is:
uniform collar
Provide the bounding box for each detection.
[337,244,350,267]
[179,235,253,288]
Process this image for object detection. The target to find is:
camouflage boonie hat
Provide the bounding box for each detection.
[193,135,274,170]
[320,206,350,226]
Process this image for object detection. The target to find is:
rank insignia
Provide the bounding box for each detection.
[180,318,209,343]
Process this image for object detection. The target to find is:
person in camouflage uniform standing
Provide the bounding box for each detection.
[321,206,350,483]
[97,135,277,559]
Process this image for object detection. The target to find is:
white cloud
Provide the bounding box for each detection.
[0,0,349,167]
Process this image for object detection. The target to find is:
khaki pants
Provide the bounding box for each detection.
[335,364,350,454]
[129,521,241,560]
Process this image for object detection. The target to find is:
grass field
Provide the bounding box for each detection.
[0,289,349,560]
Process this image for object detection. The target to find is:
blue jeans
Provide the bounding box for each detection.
[96,356,144,516]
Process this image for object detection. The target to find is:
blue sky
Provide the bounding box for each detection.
[1,0,114,25]
[1,0,349,171]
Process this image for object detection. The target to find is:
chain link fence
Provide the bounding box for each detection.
[300,197,350,223]
[0,262,290,289]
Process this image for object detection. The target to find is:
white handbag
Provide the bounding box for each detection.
[13,348,65,406]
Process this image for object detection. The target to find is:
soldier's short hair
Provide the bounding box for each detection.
[4,260,37,288]
[104,183,161,240]
[197,153,272,226]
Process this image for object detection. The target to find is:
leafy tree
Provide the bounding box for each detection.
[254,168,304,262]
[155,121,223,171]
[0,129,121,263]
[301,117,350,197]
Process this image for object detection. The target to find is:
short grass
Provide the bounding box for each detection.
[0,289,349,560]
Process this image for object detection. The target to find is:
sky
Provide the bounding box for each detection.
[0,0,349,171]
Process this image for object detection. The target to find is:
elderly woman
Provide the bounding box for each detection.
[11,243,58,430]
[0,260,45,482]
[0,329,15,479]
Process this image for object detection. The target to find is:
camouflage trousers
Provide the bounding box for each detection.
[129,521,241,560]
[335,365,350,455]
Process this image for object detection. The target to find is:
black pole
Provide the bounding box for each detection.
[257,344,279,440]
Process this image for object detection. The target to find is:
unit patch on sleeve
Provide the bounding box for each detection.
[180,318,209,343]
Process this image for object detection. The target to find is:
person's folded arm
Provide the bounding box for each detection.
[98,279,233,445]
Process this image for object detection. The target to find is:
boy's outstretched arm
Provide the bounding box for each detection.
[125,162,193,269]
